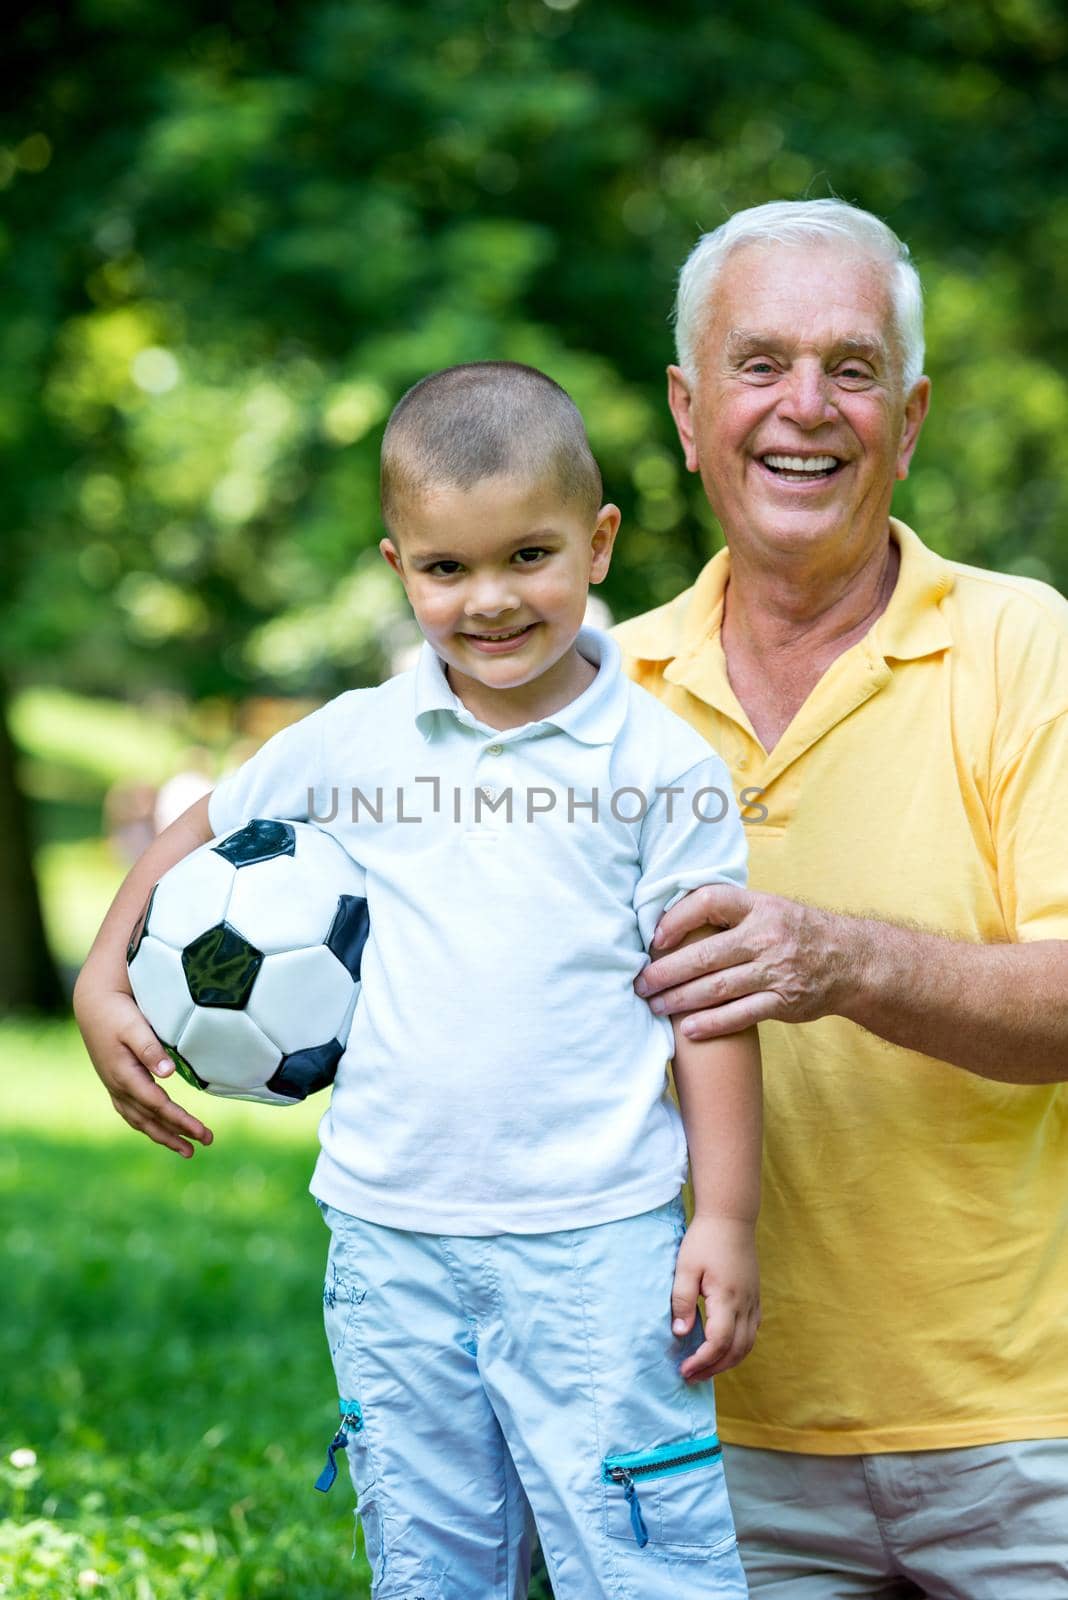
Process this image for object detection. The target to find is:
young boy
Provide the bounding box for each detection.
[75,362,760,1599]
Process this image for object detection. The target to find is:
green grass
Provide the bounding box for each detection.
[3,698,372,1595]
[0,1021,371,1599]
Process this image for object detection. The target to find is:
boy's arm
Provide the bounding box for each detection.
[669,926,762,1380]
[72,793,216,1158]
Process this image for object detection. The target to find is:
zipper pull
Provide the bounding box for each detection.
[314,1425,348,1492]
[612,1468,649,1548]
[314,1411,362,1493]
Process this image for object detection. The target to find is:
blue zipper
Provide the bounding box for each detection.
[314,1400,363,1492]
[602,1433,722,1548]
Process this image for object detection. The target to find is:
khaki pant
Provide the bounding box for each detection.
[724,1439,1068,1598]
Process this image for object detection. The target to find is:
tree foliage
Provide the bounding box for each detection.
[3,0,1067,702]
[1,1,1067,1006]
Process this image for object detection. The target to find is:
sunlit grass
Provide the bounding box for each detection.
[1,1022,367,1599]
[3,694,370,1592]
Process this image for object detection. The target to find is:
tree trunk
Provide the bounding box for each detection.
[0,679,66,1013]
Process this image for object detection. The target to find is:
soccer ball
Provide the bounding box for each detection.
[126,818,368,1105]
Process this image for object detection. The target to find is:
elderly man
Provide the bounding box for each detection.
[614,198,1068,1597]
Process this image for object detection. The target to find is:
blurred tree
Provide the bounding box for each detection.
[1,0,1066,1008]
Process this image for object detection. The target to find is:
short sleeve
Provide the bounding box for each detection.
[991,711,1068,941]
[208,706,329,840]
[632,752,749,951]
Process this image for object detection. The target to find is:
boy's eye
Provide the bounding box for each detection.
[426,560,463,576]
[514,547,549,565]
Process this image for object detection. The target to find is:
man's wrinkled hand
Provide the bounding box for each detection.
[637,883,855,1040]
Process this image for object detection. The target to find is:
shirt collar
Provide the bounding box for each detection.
[413,626,629,746]
[616,518,954,671]
[869,519,955,661]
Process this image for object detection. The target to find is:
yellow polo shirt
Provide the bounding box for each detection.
[614,519,1068,1454]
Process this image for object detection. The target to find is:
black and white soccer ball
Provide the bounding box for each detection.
[126,819,368,1105]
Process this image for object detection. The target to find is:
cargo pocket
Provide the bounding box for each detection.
[602,1432,738,1559]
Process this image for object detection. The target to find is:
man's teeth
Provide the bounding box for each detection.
[763,454,839,473]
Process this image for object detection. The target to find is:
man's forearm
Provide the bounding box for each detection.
[831,912,1068,1086]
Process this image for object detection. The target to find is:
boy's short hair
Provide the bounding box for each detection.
[380,362,603,531]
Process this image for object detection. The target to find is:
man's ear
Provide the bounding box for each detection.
[666,365,701,474]
[589,503,622,585]
[895,377,931,482]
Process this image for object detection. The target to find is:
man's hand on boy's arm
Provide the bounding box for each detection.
[73,794,216,1158]
[666,913,762,1380]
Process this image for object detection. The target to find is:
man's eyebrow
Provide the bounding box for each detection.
[723,330,889,364]
[834,336,888,363]
[724,329,787,362]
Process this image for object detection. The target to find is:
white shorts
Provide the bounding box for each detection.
[314,1196,749,1599]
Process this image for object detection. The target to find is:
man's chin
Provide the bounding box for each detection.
[741,507,854,553]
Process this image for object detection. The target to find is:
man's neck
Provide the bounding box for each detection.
[721,528,899,752]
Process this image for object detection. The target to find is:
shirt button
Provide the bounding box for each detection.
[487,743,504,756]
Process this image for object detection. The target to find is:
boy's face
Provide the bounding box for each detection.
[380,474,619,708]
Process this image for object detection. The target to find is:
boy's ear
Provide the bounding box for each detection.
[589,504,621,585]
[380,537,405,578]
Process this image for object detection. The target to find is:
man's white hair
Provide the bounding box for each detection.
[674,199,925,391]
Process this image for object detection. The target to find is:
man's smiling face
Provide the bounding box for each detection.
[668,241,929,566]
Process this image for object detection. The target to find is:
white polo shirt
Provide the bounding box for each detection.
[209,628,748,1234]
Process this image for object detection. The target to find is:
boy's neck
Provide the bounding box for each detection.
[445,642,597,731]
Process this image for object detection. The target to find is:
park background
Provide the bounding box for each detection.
[2,0,1066,1594]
